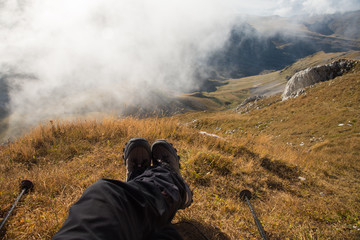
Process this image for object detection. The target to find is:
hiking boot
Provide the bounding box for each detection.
[123,138,151,181]
[151,139,192,208]
[151,139,181,176]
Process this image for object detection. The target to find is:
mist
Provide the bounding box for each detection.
[0,0,359,139]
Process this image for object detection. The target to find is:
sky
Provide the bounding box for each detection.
[0,0,359,138]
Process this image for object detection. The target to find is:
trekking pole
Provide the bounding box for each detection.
[0,180,34,231]
[239,189,268,240]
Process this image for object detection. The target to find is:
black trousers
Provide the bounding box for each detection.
[52,165,189,240]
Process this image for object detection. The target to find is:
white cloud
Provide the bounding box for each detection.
[274,0,360,16]
[1,0,240,132]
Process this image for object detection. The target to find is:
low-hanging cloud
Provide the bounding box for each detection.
[1,0,236,133]
[0,0,359,139]
[273,0,360,16]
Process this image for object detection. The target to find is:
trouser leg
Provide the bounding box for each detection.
[52,165,190,240]
[149,224,183,240]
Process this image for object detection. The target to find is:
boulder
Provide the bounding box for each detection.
[281,59,357,101]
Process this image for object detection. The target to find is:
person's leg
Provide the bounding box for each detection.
[149,224,183,240]
[52,138,192,240]
[52,167,187,240]
[151,139,192,209]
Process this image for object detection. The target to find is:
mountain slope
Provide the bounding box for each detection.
[206,11,360,79]
[0,62,359,239]
[303,10,360,40]
[185,50,360,109]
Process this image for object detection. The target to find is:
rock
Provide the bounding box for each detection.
[298,176,306,181]
[199,131,224,139]
[239,95,265,107]
[281,59,357,101]
[234,95,265,113]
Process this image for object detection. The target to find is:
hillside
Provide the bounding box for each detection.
[184,51,360,109]
[303,10,360,40]
[0,61,359,239]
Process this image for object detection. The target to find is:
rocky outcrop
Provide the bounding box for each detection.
[234,95,265,113]
[281,59,357,100]
[238,95,265,108]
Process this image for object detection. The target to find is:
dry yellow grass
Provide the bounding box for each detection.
[1,64,360,239]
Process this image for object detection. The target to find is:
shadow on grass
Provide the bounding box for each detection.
[260,157,300,181]
[174,220,231,240]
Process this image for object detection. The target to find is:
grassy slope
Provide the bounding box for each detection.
[177,62,360,239]
[0,62,359,239]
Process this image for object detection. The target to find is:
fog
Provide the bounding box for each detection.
[273,0,360,16]
[0,0,359,139]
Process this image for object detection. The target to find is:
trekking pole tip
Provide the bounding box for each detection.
[20,180,34,194]
[239,189,252,201]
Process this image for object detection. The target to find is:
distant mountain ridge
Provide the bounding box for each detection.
[303,10,360,39]
[204,11,360,80]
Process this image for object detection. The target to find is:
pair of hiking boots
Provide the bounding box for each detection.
[123,138,182,181]
[123,138,192,208]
